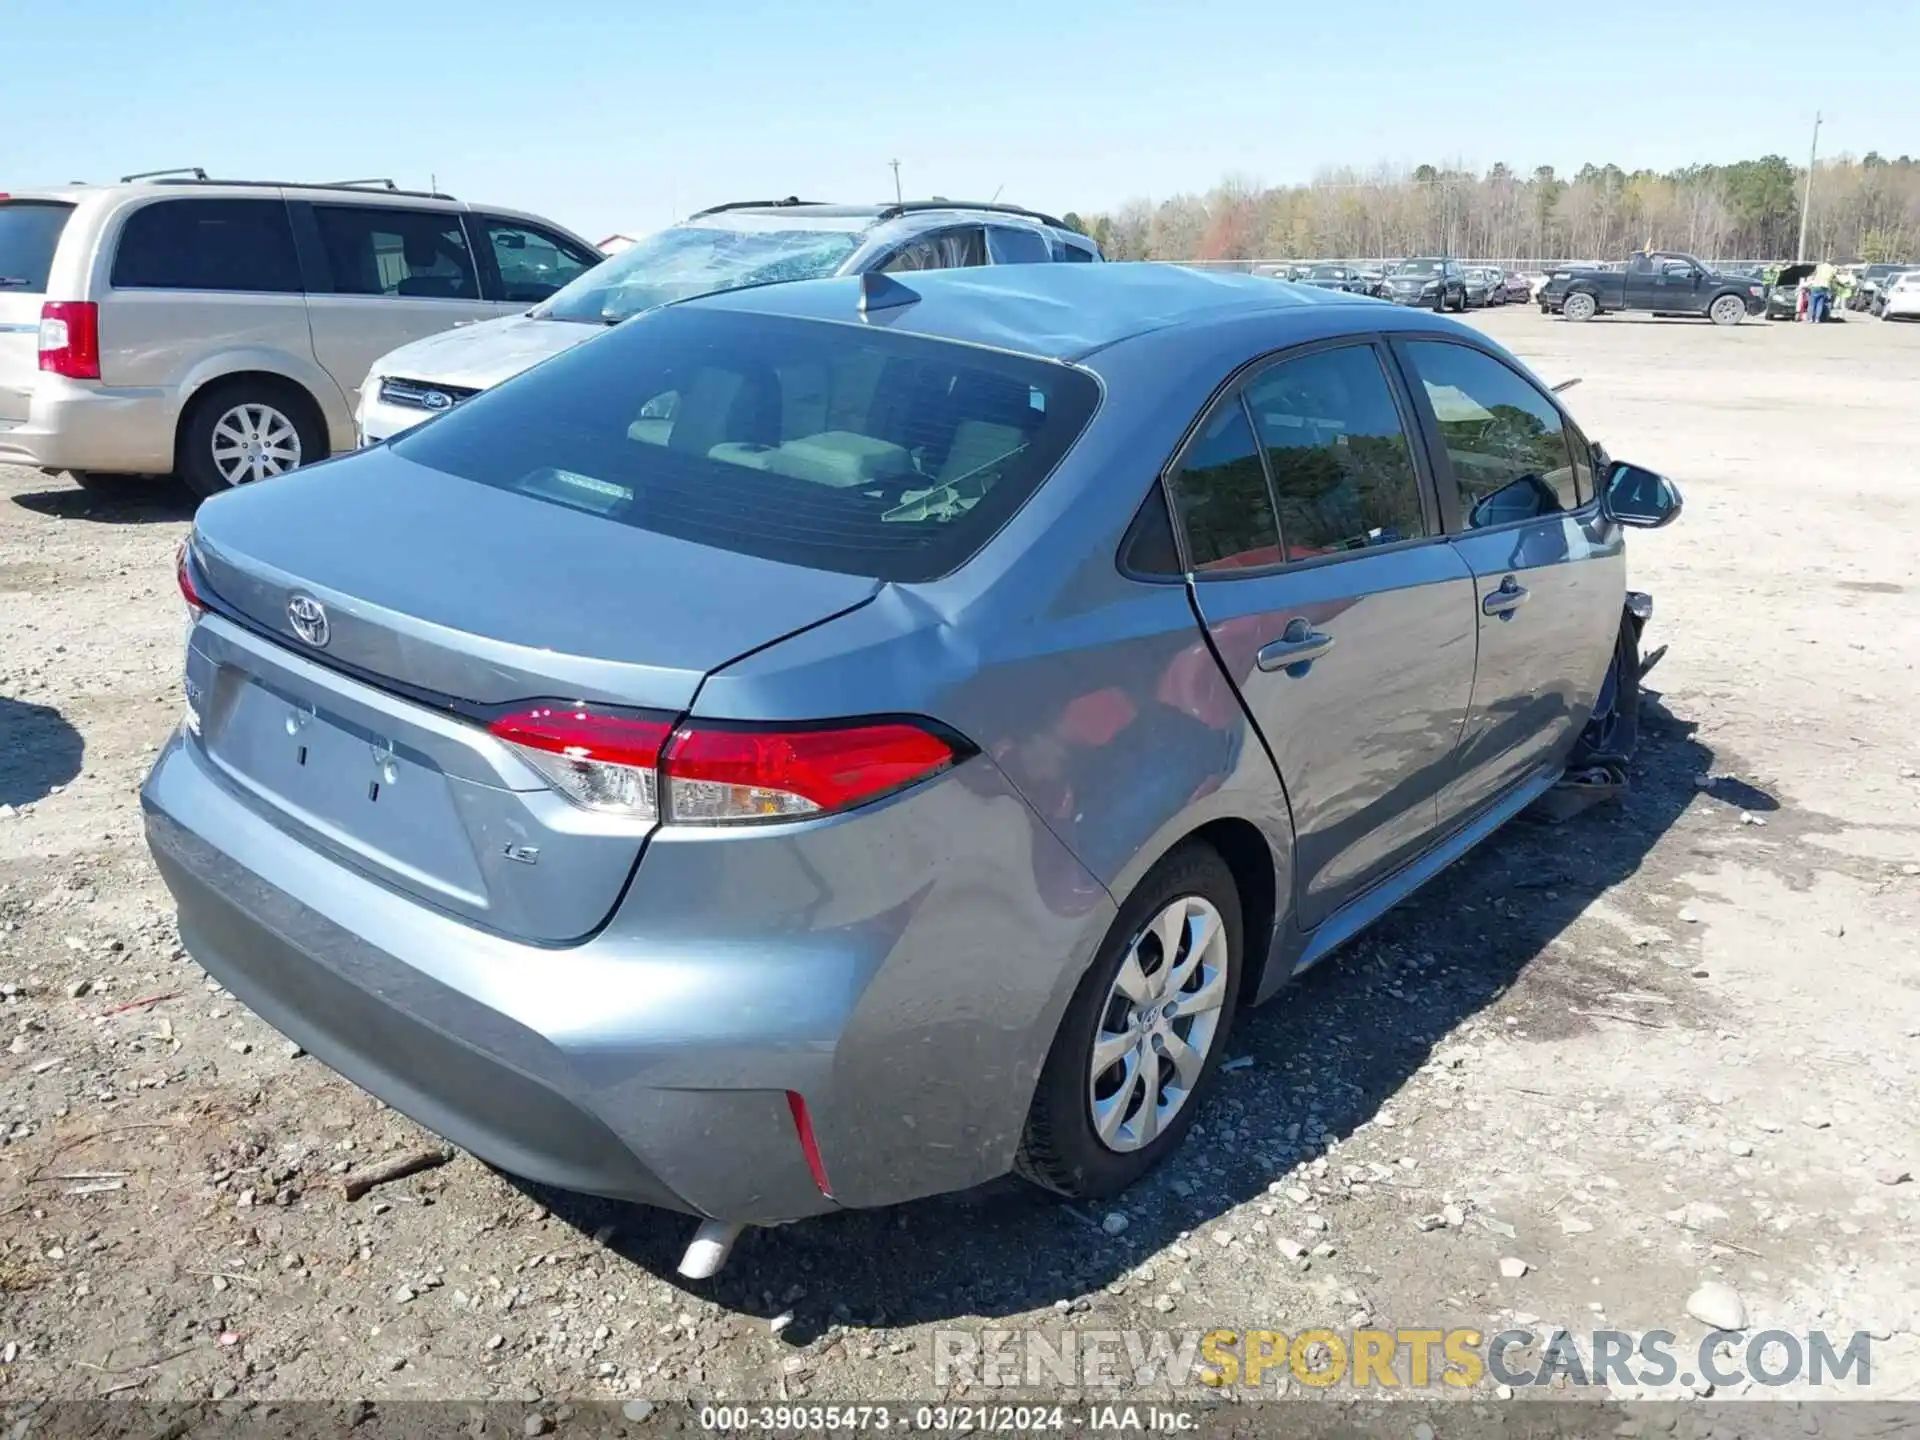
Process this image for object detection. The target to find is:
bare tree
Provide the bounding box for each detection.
[1085,153,1920,264]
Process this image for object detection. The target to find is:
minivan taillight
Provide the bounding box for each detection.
[38,301,100,380]
[487,708,960,825]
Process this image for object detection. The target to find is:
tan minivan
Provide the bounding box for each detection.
[0,173,599,498]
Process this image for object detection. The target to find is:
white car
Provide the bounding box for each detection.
[1880,270,1920,320]
[353,199,1100,445]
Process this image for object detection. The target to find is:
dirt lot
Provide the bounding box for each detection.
[2,307,1917,1412]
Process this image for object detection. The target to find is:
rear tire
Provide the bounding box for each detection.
[176,379,327,501]
[1571,612,1641,766]
[1708,294,1746,326]
[1016,843,1244,1200]
[1562,292,1598,321]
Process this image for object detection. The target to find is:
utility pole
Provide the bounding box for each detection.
[1797,111,1821,262]
[889,159,902,206]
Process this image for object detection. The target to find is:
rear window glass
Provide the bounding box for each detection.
[392,305,1100,583]
[0,202,74,293]
[111,198,302,293]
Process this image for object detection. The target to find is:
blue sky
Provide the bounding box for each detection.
[10,0,1909,243]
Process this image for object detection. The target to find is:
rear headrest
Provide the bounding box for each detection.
[403,232,441,269]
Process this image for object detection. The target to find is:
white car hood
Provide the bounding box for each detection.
[369,311,602,391]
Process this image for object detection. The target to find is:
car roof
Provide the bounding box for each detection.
[683,263,1465,363]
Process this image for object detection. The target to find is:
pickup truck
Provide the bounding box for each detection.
[1538,251,1767,325]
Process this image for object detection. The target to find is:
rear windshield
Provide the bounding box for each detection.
[0,202,75,293]
[392,304,1101,583]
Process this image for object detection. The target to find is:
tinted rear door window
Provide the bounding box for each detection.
[986,226,1053,264]
[111,199,302,292]
[391,305,1099,583]
[1242,345,1429,557]
[1165,401,1282,573]
[0,202,75,292]
[311,206,479,298]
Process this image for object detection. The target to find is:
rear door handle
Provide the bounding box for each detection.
[1482,578,1529,616]
[1257,620,1336,672]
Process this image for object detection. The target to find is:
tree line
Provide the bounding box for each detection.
[1063,154,1920,264]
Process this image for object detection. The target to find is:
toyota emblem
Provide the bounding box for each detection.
[287,594,330,647]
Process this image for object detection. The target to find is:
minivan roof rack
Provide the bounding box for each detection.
[120,167,210,183]
[877,199,1069,230]
[120,176,457,201]
[688,197,822,218]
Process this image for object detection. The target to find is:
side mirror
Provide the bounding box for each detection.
[1602,461,1683,529]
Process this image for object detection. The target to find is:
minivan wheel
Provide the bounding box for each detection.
[1562,292,1598,321]
[1016,843,1243,1199]
[177,382,325,500]
[1708,294,1746,326]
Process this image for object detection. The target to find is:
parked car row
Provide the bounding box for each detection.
[1293,258,1527,310]
[1874,269,1920,319]
[0,176,1097,496]
[1841,262,1920,317]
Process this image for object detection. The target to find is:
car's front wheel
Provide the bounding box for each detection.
[1572,612,1641,766]
[1708,294,1747,326]
[1017,842,1244,1199]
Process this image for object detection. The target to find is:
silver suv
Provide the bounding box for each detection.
[356,199,1100,445]
[0,171,598,498]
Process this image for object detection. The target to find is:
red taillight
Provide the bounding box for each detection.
[38,301,100,380]
[664,721,956,823]
[487,707,959,825]
[488,707,672,819]
[176,541,205,617]
[786,1091,832,1196]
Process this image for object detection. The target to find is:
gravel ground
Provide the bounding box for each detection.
[1,306,1917,1410]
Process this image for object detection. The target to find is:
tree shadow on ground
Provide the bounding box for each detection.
[530,689,1761,1338]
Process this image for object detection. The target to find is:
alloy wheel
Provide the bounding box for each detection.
[209,402,303,486]
[1087,895,1229,1153]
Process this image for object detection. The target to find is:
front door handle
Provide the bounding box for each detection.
[1257,619,1336,673]
[1482,577,1529,617]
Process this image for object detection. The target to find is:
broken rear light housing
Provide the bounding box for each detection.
[486,707,968,825]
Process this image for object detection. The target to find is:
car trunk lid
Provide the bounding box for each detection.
[186,450,879,942]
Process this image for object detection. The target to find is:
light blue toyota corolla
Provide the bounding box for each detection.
[144,264,1679,1276]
